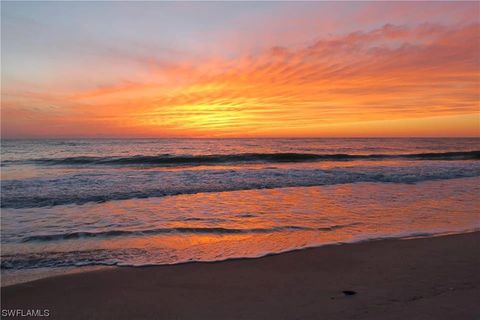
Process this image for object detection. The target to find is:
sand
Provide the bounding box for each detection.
[2,232,479,319]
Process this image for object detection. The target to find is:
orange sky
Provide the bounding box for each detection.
[1,2,479,138]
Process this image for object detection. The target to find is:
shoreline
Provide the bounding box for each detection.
[2,232,479,319]
[2,229,477,288]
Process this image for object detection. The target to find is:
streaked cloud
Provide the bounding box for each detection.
[1,2,479,137]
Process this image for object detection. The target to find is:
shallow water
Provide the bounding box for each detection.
[1,138,479,284]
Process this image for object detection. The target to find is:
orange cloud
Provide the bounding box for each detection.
[2,22,479,138]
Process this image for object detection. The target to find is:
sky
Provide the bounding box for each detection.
[1,1,479,138]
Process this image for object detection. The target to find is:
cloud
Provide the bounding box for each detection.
[2,17,479,137]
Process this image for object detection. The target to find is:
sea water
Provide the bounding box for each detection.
[1,138,479,284]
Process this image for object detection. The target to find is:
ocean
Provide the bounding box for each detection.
[1,138,479,284]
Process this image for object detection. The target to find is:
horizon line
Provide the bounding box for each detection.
[2,136,479,141]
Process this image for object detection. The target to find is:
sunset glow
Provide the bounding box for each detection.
[2,1,479,138]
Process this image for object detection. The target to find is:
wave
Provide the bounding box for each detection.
[20,225,348,242]
[2,164,480,208]
[4,150,480,167]
[3,229,477,270]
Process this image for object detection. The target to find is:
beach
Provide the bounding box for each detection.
[2,232,479,319]
[2,0,480,318]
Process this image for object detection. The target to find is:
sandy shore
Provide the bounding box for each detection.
[2,232,479,319]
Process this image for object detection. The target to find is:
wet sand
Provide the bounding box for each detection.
[2,232,479,319]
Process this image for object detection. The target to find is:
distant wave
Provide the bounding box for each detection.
[21,225,349,242]
[4,150,480,167]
